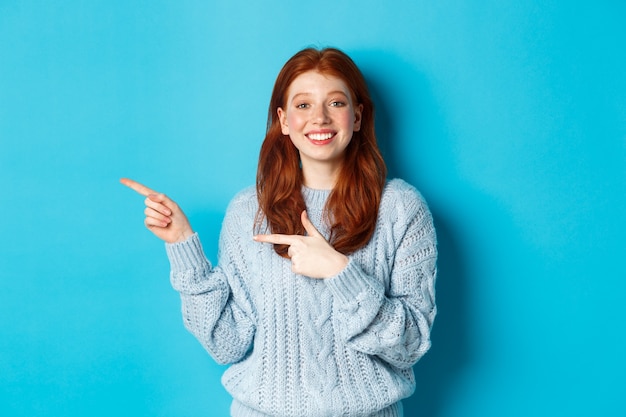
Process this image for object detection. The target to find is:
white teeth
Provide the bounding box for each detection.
[307,132,333,140]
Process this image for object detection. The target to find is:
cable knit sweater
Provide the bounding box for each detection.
[165,179,437,417]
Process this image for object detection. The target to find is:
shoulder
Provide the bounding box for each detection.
[227,185,258,211]
[222,185,258,230]
[378,179,437,256]
[380,178,431,221]
[378,179,436,245]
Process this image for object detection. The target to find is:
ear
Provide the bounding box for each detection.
[353,104,363,132]
[277,107,289,135]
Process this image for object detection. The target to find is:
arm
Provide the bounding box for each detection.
[121,178,256,364]
[166,219,256,364]
[325,188,437,370]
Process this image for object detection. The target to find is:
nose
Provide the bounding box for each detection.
[312,105,330,124]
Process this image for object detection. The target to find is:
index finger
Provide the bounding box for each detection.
[300,210,323,239]
[120,178,158,197]
[253,233,300,246]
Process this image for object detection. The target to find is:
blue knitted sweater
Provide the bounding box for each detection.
[165,179,437,417]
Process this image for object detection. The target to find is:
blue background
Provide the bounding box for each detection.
[1,1,625,416]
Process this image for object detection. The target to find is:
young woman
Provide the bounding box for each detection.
[122,47,437,417]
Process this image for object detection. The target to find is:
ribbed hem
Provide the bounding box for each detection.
[230,399,402,417]
[164,232,210,272]
[325,258,384,306]
[230,401,269,417]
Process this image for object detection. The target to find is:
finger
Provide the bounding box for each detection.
[144,206,172,226]
[144,216,169,229]
[120,178,158,197]
[300,210,324,238]
[253,233,300,246]
[145,194,173,216]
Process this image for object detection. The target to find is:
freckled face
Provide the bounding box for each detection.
[277,71,363,172]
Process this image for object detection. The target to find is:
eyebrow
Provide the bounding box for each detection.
[291,90,349,100]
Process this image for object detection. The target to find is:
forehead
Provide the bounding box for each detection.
[286,70,352,99]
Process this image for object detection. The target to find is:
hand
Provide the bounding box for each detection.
[253,210,348,279]
[120,178,194,244]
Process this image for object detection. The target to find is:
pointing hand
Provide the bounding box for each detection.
[120,178,194,244]
[253,210,348,279]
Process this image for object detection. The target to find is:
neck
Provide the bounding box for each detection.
[301,161,342,190]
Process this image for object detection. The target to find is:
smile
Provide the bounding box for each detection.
[306,132,335,141]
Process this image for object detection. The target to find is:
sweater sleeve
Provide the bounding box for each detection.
[325,184,437,369]
[165,194,257,365]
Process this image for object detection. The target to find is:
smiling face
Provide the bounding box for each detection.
[277,70,363,184]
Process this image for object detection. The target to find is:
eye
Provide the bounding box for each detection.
[330,101,346,107]
[296,103,309,109]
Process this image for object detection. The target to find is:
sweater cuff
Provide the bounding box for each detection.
[325,258,384,307]
[165,232,210,272]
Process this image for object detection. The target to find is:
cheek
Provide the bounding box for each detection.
[338,111,356,130]
[287,113,305,130]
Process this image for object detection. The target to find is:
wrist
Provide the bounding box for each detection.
[173,228,195,244]
[328,253,349,278]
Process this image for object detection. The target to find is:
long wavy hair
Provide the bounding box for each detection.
[256,47,387,256]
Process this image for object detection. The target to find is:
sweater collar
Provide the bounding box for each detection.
[301,186,332,209]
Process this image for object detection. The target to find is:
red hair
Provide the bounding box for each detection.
[256,47,387,256]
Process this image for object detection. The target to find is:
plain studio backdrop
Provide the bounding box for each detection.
[1,1,624,416]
